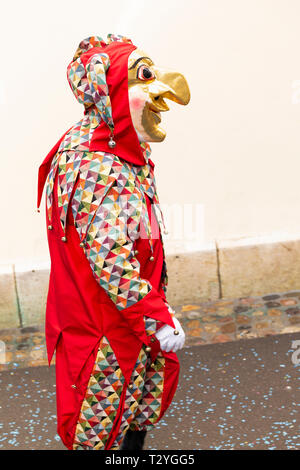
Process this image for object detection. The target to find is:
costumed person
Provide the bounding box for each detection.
[37,34,190,450]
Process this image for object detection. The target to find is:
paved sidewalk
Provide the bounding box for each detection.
[0,333,299,450]
[0,290,300,371]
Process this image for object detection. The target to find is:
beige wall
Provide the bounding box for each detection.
[2,0,300,264]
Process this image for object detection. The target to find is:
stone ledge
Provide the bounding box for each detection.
[0,265,19,329]
[15,267,50,327]
[1,290,300,371]
[218,236,300,298]
[165,249,219,304]
[2,234,300,329]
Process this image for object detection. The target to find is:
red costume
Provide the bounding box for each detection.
[37,35,180,450]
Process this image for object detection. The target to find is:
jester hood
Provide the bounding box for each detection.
[38,34,190,451]
[67,35,147,165]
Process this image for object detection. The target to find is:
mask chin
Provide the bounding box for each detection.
[152,126,166,142]
[129,92,167,142]
[145,125,166,142]
[135,127,166,143]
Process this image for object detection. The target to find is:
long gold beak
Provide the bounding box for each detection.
[150,67,191,107]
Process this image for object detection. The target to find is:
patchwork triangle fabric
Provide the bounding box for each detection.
[73,336,165,450]
[46,138,168,309]
[73,336,125,450]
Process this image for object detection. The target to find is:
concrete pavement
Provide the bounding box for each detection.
[0,332,299,450]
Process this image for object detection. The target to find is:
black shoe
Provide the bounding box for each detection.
[120,429,147,450]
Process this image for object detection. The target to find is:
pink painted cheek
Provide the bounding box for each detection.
[130,96,145,110]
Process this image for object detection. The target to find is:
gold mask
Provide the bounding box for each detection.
[128,48,190,142]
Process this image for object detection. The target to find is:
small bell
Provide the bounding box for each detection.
[108,134,116,149]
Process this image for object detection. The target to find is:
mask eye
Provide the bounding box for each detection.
[137,65,155,81]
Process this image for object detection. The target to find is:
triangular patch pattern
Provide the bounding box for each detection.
[46,127,168,308]
[131,354,165,428]
[73,336,125,450]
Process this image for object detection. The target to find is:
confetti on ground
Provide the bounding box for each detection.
[0,332,299,450]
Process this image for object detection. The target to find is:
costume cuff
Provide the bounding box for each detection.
[121,286,175,343]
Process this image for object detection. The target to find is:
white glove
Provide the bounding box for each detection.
[155,317,185,352]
